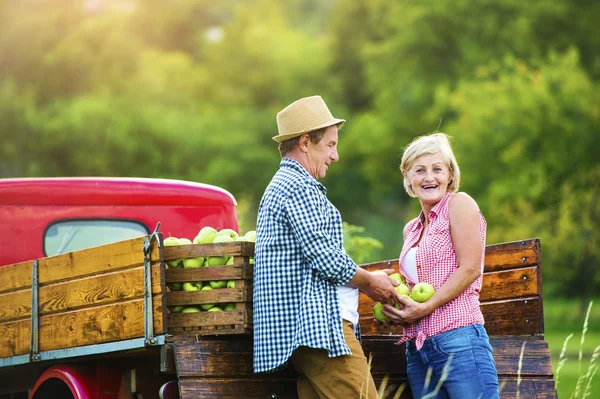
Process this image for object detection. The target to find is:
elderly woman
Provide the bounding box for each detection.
[382,133,500,398]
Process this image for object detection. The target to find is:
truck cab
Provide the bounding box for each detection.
[0,177,239,267]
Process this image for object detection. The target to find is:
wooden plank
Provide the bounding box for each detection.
[359,239,541,274]
[163,242,255,261]
[0,236,160,294]
[480,266,540,301]
[37,236,160,286]
[0,295,165,357]
[178,378,298,399]
[484,239,541,272]
[0,261,32,294]
[0,263,163,323]
[498,378,558,399]
[168,310,250,329]
[166,265,253,283]
[166,287,252,307]
[361,336,553,378]
[358,297,543,336]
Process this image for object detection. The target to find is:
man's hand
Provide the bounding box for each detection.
[348,268,399,303]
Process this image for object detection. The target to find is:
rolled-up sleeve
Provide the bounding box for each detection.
[285,183,356,287]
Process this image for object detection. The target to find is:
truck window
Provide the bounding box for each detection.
[44,220,149,256]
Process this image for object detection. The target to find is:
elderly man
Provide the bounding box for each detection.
[253,95,398,399]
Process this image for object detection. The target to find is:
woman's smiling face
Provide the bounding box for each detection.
[404,152,452,207]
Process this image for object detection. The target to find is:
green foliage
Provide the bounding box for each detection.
[0,0,598,301]
[343,222,384,265]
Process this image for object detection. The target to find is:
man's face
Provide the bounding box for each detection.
[306,125,339,180]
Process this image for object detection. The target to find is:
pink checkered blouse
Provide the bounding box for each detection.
[397,192,486,350]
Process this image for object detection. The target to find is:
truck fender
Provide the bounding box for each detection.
[30,365,96,399]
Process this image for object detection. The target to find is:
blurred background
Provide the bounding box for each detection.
[0,0,598,396]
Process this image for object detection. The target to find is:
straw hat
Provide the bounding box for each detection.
[273,96,345,143]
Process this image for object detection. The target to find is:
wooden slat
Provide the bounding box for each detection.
[166,265,253,283]
[358,297,543,336]
[359,239,541,275]
[168,310,249,329]
[481,297,544,335]
[361,336,553,378]
[0,261,33,294]
[166,287,251,307]
[0,295,165,357]
[163,242,255,261]
[178,378,298,399]
[484,239,541,272]
[480,266,540,301]
[497,378,558,399]
[0,263,163,323]
[0,237,161,294]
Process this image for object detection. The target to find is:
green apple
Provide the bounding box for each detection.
[389,273,406,285]
[182,281,203,291]
[395,283,410,296]
[200,285,215,310]
[207,306,223,312]
[209,280,227,289]
[394,294,414,310]
[207,235,234,266]
[226,280,236,288]
[217,228,239,240]
[163,236,183,268]
[224,303,236,311]
[194,226,218,244]
[181,306,201,313]
[372,302,391,322]
[169,305,185,313]
[179,236,203,268]
[225,257,234,265]
[167,282,183,291]
[244,230,256,242]
[411,282,435,303]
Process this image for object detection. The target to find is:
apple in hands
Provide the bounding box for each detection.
[411,282,435,303]
[372,302,391,322]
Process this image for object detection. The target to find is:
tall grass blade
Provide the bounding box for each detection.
[556,333,574,390]
[582,345,600,399]
[573,301,593,399]
[421,354,453,399]
[517,341,526,399]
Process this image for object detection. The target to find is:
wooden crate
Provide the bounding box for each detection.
[163,241,254,336]
[0,236,167,359]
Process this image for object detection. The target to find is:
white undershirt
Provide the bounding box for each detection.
[338,247,359,326]
[401,247,419,283]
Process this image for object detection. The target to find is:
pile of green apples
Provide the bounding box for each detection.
[164,226,256,313]
[372,272,435,322]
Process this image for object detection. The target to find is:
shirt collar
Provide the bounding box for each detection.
[280,157,327,194]
[413,192,454,230]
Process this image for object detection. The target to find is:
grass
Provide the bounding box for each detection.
[545,299,600,399]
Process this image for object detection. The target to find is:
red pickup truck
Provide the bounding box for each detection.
[0,177,240,399]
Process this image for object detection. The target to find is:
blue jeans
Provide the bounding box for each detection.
[406,324,499,399]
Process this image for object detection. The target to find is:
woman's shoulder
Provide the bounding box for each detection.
[403,215,422,240]
[448,192,480,215]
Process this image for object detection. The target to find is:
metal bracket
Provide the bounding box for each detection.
[143,223,162,346]
[30,260,40,362]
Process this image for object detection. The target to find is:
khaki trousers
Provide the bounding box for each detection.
[290,320,378,399]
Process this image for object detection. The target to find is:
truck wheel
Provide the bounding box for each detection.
[30,379,75,399]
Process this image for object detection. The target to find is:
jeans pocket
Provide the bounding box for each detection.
[435,333,473,356]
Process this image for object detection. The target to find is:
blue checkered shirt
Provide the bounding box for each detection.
[253,158,358,373]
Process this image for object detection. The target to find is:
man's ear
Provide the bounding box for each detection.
[299,134,310,152]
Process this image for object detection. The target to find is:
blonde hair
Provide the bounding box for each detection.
[400,133,460,198]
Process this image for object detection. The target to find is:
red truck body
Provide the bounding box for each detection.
[0,177,239,267]
[0,177,240,399]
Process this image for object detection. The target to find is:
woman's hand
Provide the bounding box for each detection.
[381,295,434,327]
